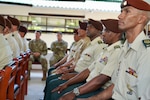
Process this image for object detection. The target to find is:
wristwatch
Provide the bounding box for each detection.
[73,88,80,96]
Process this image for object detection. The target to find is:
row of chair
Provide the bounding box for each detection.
[0,50,31,100]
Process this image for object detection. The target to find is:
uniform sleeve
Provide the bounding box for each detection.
[28,41,33,51]
[41,42,47,56]
[137,51,150,100]
[101,49,120,77]
[51,42,56,52]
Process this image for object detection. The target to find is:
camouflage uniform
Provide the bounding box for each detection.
[28,39,48,80]
[49,40,68,66]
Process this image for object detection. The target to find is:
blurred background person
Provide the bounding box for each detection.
[19,25,29,52]
[28,30,48,81]
[49,32,68,66]
[3,18,20,58]
[0,15,13,69]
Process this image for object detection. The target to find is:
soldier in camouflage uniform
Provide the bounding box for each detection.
[28,31,48,81]
[49,32,68,66]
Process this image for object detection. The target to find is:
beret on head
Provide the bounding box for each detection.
[79,21,87,31]
[121,0,150,11]
[101,19,122,33]
[5,19,12,29]
[7,16,20,27]
[0,15,6,28]
[19,26,28,33]
[73,28,78,34]
[88,19,103,31]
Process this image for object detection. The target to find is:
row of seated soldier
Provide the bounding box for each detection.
[0,15,31,100]
[41,0,150,99]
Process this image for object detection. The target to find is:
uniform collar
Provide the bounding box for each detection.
[106,41,122,52]
[90,36,103,45]
[123,31,147,52]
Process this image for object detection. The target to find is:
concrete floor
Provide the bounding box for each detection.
[25,69,45,100]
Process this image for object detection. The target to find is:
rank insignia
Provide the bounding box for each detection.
[143,39,150,48]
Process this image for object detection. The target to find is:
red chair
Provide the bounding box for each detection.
[0,66,12,100]
[6,60,18,100]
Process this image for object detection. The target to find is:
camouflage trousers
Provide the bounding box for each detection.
[28,55,48,71]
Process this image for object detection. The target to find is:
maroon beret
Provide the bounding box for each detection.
[88,19,103,31]
[5,19,12,29]
[19,26,28,33]
[0,15,6,28]
[121,0,150,11]
[79,21,87,31]
[73,28,78,34]
[101,19,122,33]
[7,16,20,27]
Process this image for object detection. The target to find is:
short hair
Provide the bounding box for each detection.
[35,30,42,35]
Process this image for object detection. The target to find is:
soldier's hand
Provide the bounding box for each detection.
[51,83,68,93]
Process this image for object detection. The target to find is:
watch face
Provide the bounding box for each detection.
[73,88,80,96]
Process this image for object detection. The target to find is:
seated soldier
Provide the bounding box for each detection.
[44,18,107,100]
[78,0,150,99]
[49,32,68,66]
[19,25,29,52]
[28,30,48,81]
[8,16,24,53]
[48,21,91,76]
[0,15,13,69]
[57,19,124,100]
[4,18,20,58]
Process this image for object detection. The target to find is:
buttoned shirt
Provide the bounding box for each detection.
[21,37,29,52]
[13,31,24,53]
[0,34,13,69]
[112,32,150,100]
[86,41,122,89]
[5,33,20,58]
[72,37,91,65]
[75,37,107,73]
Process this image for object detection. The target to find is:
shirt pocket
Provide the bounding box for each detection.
[83,53,92,61]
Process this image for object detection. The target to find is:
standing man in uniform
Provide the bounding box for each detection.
[49,32,68,66]
[0,15,13,69]
[7,16,24,53]
[19,25,29,52]
[78,0,150,100]
[4,18,20,58]
[28,30,48,81]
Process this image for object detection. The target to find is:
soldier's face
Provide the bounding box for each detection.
[102,29,116,45]
[118,6,141,31]
[36,32,41,39]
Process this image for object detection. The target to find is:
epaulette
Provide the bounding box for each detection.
[98,40,102,44]
[12,34,14,37]
[114,45,120,49]
[142,39,150,48]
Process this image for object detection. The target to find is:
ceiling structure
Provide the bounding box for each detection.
[0,0,121,12]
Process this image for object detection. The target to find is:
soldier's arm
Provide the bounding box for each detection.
[77,74,111,96]
[42,42,47,56]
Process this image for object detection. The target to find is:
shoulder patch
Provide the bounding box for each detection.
[98,40,102,44]
[143,39,150,48]
[114,45,120,49]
